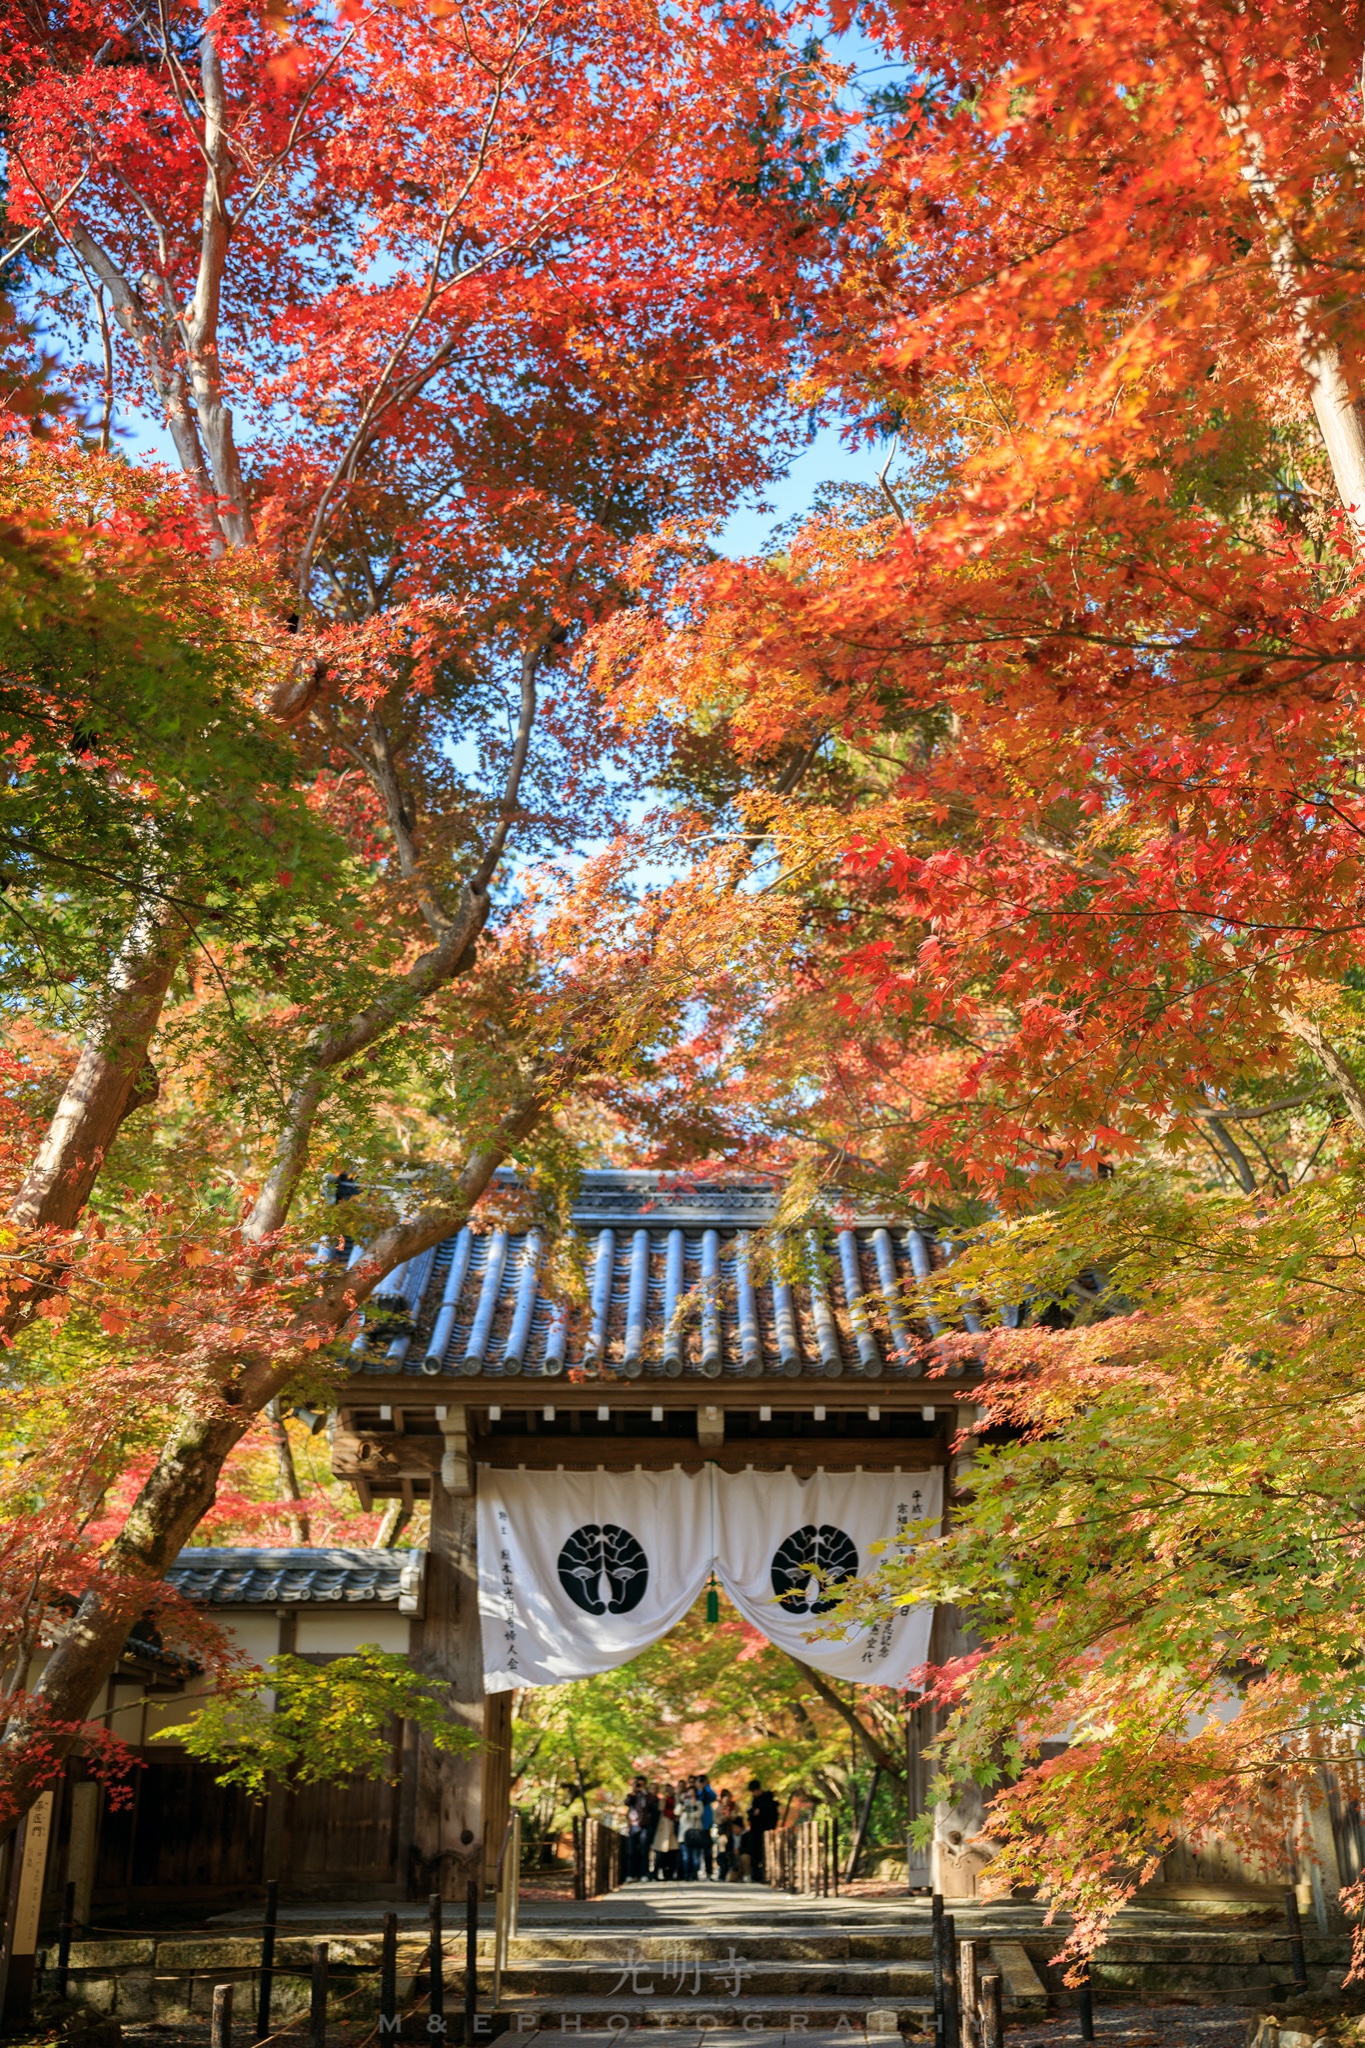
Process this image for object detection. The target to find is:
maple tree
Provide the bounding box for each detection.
[0,0,850,1838]
[0,440,351,1261]
[166,1645,476,1796]
[590,0,1365,1948]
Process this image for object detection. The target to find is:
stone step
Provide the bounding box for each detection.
[493,1996,931,2033]
[504,2031,901,2048]
[493,1966,934,2000]
[499,1939,934,1963]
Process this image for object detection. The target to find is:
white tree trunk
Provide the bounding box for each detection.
[1219,85,1365,537]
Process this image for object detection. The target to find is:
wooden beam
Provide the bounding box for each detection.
[336,1378,970,1413]
[332,1429,944,1482]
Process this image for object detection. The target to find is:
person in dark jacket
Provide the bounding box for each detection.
[625,1775,652,1881]
[698,1773,716,1879]
[715,1789,742,1880]
[746,1777,779,1882]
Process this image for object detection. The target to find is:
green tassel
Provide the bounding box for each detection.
[706,1575,719,1624]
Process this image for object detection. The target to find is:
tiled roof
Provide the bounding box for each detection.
[167,1547,425,1613]
[345,1171,1011,1384]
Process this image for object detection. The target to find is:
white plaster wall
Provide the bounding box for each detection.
[221,1612,287,1665]
[40,1607,413,1747]
[295,1612,411,1654]
[144,1610,282,1740]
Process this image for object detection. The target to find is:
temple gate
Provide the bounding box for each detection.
[328,1171,990,1898]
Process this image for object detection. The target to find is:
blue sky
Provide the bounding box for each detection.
[715,419,882,558]
[102,397,878,563]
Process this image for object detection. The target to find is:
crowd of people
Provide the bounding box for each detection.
[622,1774,781,1883]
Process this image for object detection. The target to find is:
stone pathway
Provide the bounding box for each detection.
[99,1996,1258,2048]
[1011,2006,1250,2048]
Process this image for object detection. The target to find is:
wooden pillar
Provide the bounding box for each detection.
[67,1779,100,1931]
[481,1689,516,1890]
[262,1611,297,1885]
[905,1702,933,1887]
[410,1462,485,1899]
[932,1404,992,1900]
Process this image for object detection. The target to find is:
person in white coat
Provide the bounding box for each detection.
[651,1786,678,1880]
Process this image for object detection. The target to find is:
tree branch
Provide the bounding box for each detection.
[244,632,548,1240]
[470,637,544,895]
[59,214,226,550]
[0,170,88,271]
[7,902,181,1244]
[1191,1087,1339,1121]
[1203,1112,1257,1193]
[1213,67,1365,540]
[786,1657,905,1780]
[264,1398,311,1545]
[241,887,488,1241]
[362,711,452,937]
[1277,1011,1365,1136]
[181,25,254,545]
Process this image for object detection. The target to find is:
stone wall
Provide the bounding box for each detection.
[38,1933,432,2026]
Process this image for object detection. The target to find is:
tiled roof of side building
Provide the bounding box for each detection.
[167,1547,426,1613]
[344,1170,1013,1384]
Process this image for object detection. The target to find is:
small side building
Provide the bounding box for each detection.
[56,1546,427,1921]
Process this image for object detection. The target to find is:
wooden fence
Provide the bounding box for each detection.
[770,1816,838,1896]
[572,1817,623,1900]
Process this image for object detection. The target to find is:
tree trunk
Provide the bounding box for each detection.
[1277,1011,1365,1136]
[9,904,180,1234]
[3,906,182,1337]
[786,1657,905,1780]
[0,1402,248,1831]
[374,1498,412,1548]
[1217,84,1365,536]
[264,1400,311,1545]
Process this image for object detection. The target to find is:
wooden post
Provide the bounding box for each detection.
[414,1470,485,1898]
[1078,1963,1094,2041]
[256,1878,279,2042]
[480,1689,515,1893]
[57,1880,75,2000]
[429,1892,445,2033]
[929,1482,990,1902]
[905,1708,916,1893]
[464,1877,478,2045]
[959,1939,979,2048]
[1302,1779,1347,1931]
[931,1893,945,2048]
[380,1911,399,2039]
[212,1982,234,2048]
[979,1970,1003,2048]
[0,1788,55,2031]
[944,1912,961,2048]
[906,1702,932,1889]
[262,1617,297,1887]
[493,1830,511,2013]
[310,1943,328,2048]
